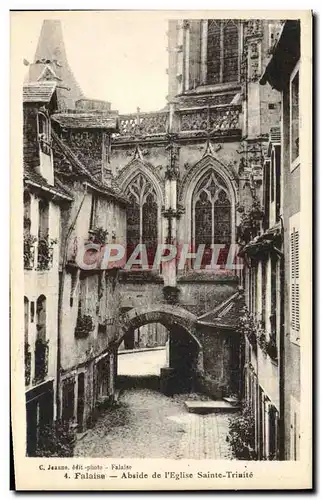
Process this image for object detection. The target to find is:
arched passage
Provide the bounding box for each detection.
[116,305,203,394]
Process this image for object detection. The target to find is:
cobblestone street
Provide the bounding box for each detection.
[74,387,233,459]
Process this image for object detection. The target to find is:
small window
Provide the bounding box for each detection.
[290,67,300,167]
[90,195,98,230]
[37,111,51,155]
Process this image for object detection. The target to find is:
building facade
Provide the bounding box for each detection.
[260,20,302,461]
[23,81,73,455]
[240,20,304,460]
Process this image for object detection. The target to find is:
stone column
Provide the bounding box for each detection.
[200,19,208,85]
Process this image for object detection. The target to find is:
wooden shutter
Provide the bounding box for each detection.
[290,214,300,343]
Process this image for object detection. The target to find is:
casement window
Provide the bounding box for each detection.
[206,20,239,85]
[37,111,51,155]
[290,63,300,170]
[89,195,98,230]
[290,213,300,344]
[38,199,49,239]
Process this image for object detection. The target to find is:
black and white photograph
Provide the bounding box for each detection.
[10,9,312,490]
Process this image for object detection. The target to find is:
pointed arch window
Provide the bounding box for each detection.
[125,173,158,266]
[206,20,239,85]
[192,170,232,266]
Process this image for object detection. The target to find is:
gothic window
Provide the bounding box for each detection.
[192,171,232,266]
[206,20,239,85]
[125,173,158,266]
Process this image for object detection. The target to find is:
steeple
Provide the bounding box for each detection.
[27,19,84,110]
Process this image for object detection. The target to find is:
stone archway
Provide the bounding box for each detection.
[117,304,204,393]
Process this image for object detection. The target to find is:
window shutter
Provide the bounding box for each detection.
[290,215,300,342]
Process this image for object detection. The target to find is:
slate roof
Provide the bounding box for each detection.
[24,163,73,201]
[23,82,57,103]
[197,291,244,330]
[52,131,129,206]
[51,112,118,130]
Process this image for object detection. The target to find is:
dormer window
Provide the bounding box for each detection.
[37,111,51,155]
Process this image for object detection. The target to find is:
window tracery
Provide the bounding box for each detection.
[207,20,239,85]
[125,173,158,266]
[192,170,232,266]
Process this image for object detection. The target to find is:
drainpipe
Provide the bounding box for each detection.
[56,183,88,420]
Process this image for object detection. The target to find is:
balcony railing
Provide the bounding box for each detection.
[115,105,241,140]
[118,111,169,137]
[178,105,241,134]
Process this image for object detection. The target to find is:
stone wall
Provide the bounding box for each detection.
[23,105,39,169]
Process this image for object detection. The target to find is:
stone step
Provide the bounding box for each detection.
[185,400,240,414]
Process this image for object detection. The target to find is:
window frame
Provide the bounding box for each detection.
[192,170,232,250]
[204,19,240,88]
[36,110,51,156]
[290,61,300,172]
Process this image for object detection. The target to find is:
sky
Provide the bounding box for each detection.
[15,11,169,113]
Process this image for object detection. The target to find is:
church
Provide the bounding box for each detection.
[23,17,298,461]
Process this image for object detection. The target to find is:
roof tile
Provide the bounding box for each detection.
[23,82,57,103]
[24,163,73,200]
[52,112,118,130]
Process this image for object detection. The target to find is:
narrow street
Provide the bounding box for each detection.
[74,350,233,460]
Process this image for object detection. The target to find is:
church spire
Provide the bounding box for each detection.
[27,19,84,110]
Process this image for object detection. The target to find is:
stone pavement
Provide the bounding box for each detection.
[74,388,234,460]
